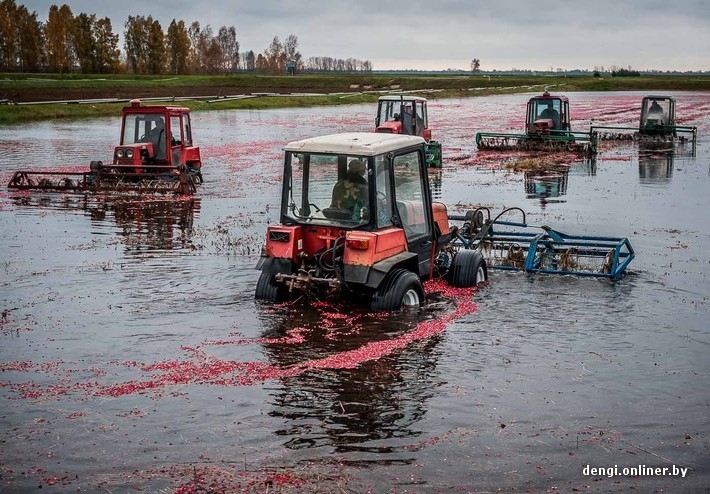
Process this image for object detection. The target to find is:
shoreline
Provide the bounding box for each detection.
[2,73,709,125]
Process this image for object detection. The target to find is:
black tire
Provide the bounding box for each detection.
[255,272,287,302]
[371,269,425,312]
[449,250,488,287]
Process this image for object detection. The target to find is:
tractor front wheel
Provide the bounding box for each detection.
[371,269,425,312]
[255,272,288,302]
[449,250,488,287]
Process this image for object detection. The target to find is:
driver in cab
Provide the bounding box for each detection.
[330,158,369,220]
[538,101,560,130]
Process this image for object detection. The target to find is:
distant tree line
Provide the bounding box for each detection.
[0,1,373,74]
[610,68,640,77]
[595,65,641,77]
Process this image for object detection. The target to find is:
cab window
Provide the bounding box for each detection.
[393,151,429,240]
[170,116,181,146]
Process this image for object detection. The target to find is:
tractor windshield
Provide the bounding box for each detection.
[283,152,372,227]
[122,114,166,145]
[377,100,400,128]
[376,99,426,137]
[531,99,562,130]
[641,98,672,127]
[122,113,168,160]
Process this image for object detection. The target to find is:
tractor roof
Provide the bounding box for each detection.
[531,91,568,103]
[284,132,426,156]
[377,94,428,102]
[644,95,674,101]
[122,99,190,114]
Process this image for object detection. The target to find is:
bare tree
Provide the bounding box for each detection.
[255,52,267,72]
[470,58,480,73]
[303,55,372,73]
[242,50,255,71]
[263,36,285,73]
[284,34,301,72]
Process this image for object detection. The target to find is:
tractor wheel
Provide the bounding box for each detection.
[255,272,288,302]
[449,250,488,287]
[371,269,425,312]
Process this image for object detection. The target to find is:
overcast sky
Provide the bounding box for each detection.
[24,0,710,71]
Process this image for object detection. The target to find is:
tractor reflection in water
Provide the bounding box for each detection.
[9,194,201,252]
[524,166,570,209]
[259,304,441,451]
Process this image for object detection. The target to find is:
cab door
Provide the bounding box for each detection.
[170,114,183,166]
[391,149,434,278]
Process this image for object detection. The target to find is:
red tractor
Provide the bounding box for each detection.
[8,99,203,195]
[374,95,442,168]
[254,132,487,311]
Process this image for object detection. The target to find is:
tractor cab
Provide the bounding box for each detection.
[115,99,203,182]
[375,95,442,168]
[375,95,432,141]
[278,132,437,241]
[526,91,570,134]
[639,95,675,133]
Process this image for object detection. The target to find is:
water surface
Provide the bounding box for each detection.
[1,91,709,492]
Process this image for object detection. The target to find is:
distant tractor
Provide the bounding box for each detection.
[8,99,203,195]
[475,91,597,155]
[592,95,697,145]
[374,95,443,168]
[255,132,487,311]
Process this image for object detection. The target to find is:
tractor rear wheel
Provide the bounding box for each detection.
[255,272,288,302]
[371,269,425,312]
[449,250,488,287]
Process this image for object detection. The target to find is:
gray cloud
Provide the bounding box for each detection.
[23,0,710,70]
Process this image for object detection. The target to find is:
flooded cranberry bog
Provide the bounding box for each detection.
[1,91,709,493]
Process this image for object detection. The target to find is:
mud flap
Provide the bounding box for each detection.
[255,257,293,274]
[344,251,418,289]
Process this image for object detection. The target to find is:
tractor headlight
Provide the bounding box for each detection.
[126,149,134,158]
[116,149,125,158]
